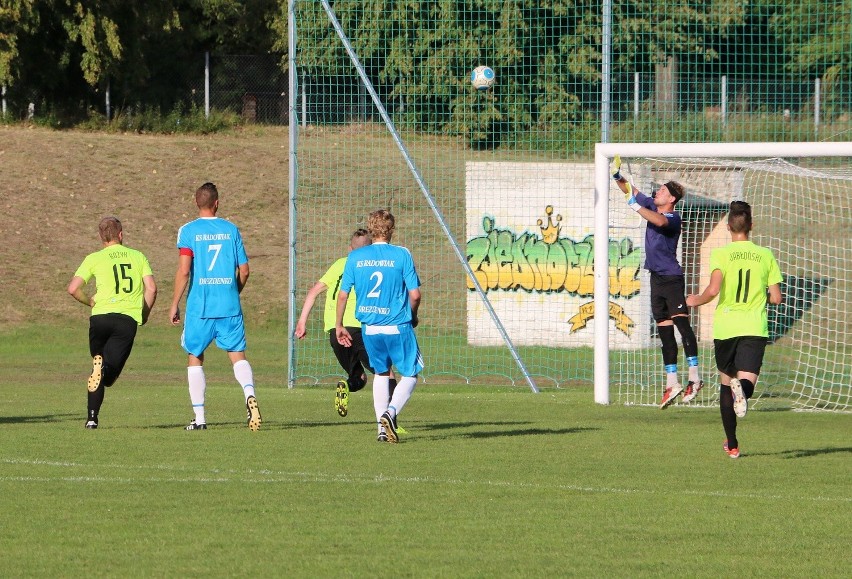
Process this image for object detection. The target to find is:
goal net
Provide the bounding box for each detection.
[596,143,852,411]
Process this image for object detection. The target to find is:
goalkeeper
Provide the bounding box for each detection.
[611,156,704,408]
[295,228,397,419]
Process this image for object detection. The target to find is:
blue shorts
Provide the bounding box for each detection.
[182,314,247,357]
[363,323,424,377]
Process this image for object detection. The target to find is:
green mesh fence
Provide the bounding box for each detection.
[289,0,851,408]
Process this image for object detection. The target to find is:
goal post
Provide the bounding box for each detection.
[595,142,852,410]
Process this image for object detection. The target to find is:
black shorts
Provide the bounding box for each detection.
[714,336,768,377]
[328,327,373,392]
[650,272,688,322]
[89,313,138,376]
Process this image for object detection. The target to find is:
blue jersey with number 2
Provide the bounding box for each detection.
[340,242,420,326]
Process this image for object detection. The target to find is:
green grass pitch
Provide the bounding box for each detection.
[1,325,849,577]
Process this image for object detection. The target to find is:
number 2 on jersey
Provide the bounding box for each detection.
[367,271,383,298]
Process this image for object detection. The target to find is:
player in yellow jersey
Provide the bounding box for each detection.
[687,201,782,458]
[68,217,157,429]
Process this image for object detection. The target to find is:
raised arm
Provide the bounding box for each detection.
[612,154,666,226]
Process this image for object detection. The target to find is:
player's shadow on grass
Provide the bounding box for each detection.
[0,413,79,424]
[148,420,341,431]
[418,420,536,432]
[778,446,852,459]
[411,422,599,440]
[750,446,852,459]
[456,426,598,439]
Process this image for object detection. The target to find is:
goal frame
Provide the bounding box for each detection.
[593,141,852,404]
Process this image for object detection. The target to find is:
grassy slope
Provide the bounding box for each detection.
[0,125,290,327]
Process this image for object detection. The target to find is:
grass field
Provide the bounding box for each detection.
[1,126,850,576]
[2,324,850,577]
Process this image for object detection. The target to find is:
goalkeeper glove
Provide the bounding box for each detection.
[612,154,633,196]
[610,155,622,180]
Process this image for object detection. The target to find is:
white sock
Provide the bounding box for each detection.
[666,372,680,387]
[233,359,255,400]
[373,374,391,422]
[188,366,206,424]
[388,376,417,417]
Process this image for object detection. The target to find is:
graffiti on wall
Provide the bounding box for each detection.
[465,206,641,336]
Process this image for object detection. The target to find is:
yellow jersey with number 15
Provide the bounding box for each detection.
[73,245,154,325]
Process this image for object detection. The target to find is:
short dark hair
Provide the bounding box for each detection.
[195,182,218,209]
[665,181,685,204]
[728,200,752,233]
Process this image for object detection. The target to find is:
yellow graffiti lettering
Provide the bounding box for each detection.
[465,212,641,299]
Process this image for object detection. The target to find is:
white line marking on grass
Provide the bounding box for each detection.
[3,457,850,503]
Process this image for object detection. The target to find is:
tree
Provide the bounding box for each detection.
[771,0,851,118]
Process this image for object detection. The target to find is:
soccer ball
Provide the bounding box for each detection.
[470,65,495,91]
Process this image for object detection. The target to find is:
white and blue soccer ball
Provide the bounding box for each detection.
[470,65,495,90]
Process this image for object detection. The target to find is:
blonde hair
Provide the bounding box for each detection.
[367,209,395,241]
[98,216,122,243]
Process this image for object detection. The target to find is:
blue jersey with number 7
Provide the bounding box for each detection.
[340,242,420,326]
[177,216,248,318]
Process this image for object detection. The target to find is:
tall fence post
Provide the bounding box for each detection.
[106,79,111,121]
[1,85,6,118]
[721,75,727,128]
[600,0,612,143]
[301,74,307,127]
[287,0,298,387]
[204,51,210,119]
[814,77,820,137]
[633,71,639,120]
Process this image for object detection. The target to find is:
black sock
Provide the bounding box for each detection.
[88,385,105,421]
[720,385,738,449]
[740,378,755,399]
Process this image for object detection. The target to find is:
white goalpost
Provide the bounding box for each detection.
[595,142,852,411]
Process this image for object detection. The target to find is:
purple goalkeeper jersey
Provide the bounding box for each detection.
[635,192,683,276]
